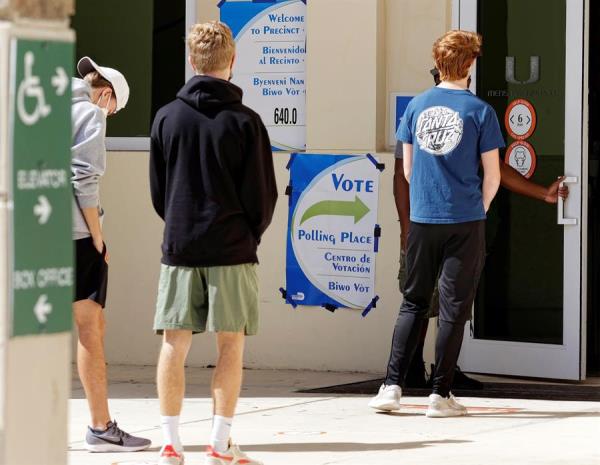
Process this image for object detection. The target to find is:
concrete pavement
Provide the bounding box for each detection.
[69,366,600,465]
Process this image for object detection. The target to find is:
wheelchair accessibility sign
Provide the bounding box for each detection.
[9,38,74,337]
[15,49,69,126]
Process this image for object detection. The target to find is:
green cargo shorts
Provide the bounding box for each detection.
[154,263,259,336]
[398,251,440,318]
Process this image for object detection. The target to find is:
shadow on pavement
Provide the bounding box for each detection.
[379,410,600,419]
[169,439,472,453]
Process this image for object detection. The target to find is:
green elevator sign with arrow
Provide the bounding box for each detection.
[10,39,74,337]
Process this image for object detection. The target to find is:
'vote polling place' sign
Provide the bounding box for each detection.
[283,154,382,313]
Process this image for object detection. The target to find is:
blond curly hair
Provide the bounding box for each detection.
[188,21,235,74]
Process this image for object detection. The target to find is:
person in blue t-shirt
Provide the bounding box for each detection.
[385,69,569,392]
[370,30,503,417]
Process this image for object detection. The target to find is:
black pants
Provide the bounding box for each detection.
[384,220,485,397]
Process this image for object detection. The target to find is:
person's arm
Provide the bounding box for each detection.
[71,107,106,253]
[403,143,414,182]
[80,208,103,253]
[393,157,410,252]
[481,149,501,212]
[240,117,278,242]
[500,163,569,203]
[149,116,167,221]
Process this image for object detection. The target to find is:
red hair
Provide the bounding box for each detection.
[433,30,482,81]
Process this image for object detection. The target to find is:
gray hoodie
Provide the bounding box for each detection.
[71,78,106,240]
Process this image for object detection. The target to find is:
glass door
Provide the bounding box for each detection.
[455,0,586,380]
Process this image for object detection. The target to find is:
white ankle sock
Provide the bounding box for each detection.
[161,415,183,452]
[210,415,233,453]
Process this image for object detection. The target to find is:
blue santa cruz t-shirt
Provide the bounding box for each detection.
[398,86,505,224]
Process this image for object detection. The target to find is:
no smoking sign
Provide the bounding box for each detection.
[505,99,537,140]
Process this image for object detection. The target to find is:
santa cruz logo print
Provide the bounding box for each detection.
[416,106,464,155]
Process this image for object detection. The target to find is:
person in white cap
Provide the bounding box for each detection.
[71,56,151,452]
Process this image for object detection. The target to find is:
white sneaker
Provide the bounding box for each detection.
[206,443,262,465]
[159,445,185,465]
[426,393,468,418]
[368,384,402,411]
[447,392,467,414]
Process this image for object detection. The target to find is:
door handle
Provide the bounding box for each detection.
[557,176,578,225]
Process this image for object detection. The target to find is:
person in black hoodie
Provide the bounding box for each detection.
[150,21,277,465]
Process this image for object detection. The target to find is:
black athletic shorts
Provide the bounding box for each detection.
[74,237,108,308]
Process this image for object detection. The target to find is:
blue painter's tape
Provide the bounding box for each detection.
[322,303,338,313]
[362,295,380,317]
[366,153,385,171]
[286,152,298,170]
[279,287,298,308]
[374,224,381,253]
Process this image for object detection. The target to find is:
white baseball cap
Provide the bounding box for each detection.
[77,56,130,112]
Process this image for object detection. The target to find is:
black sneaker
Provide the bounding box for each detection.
[85,420,151,452]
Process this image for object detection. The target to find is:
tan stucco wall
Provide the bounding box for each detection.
[386,0,454,143]
[100,0,454,372]
[0,0,73,20]
[306,0,386,151]
[386,0,453,93]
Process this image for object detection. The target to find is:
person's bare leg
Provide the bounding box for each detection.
[157,330,192,456]
[157,330,193,416]
[212,332,245,418]
[74,299,111,430]
[207,331,245,454]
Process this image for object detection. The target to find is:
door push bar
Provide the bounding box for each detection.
[558,176,578,226]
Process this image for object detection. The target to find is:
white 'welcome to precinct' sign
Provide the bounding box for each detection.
[220,0,306,151]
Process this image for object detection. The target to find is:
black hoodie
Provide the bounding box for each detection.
[150,76,278,267]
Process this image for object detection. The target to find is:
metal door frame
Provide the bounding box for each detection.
[455,0,588,380]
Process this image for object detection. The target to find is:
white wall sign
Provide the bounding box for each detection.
[220,0,306,152]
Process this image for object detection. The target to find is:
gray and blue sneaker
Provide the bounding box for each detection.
[85,420,151,452]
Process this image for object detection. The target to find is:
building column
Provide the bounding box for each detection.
[0,2,74,463]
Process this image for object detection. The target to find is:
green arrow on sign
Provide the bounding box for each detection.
[300,196,370,225]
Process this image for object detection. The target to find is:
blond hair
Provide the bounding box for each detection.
[188,21,235,74]
[432,30,482,81]
[83,71,113,90]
